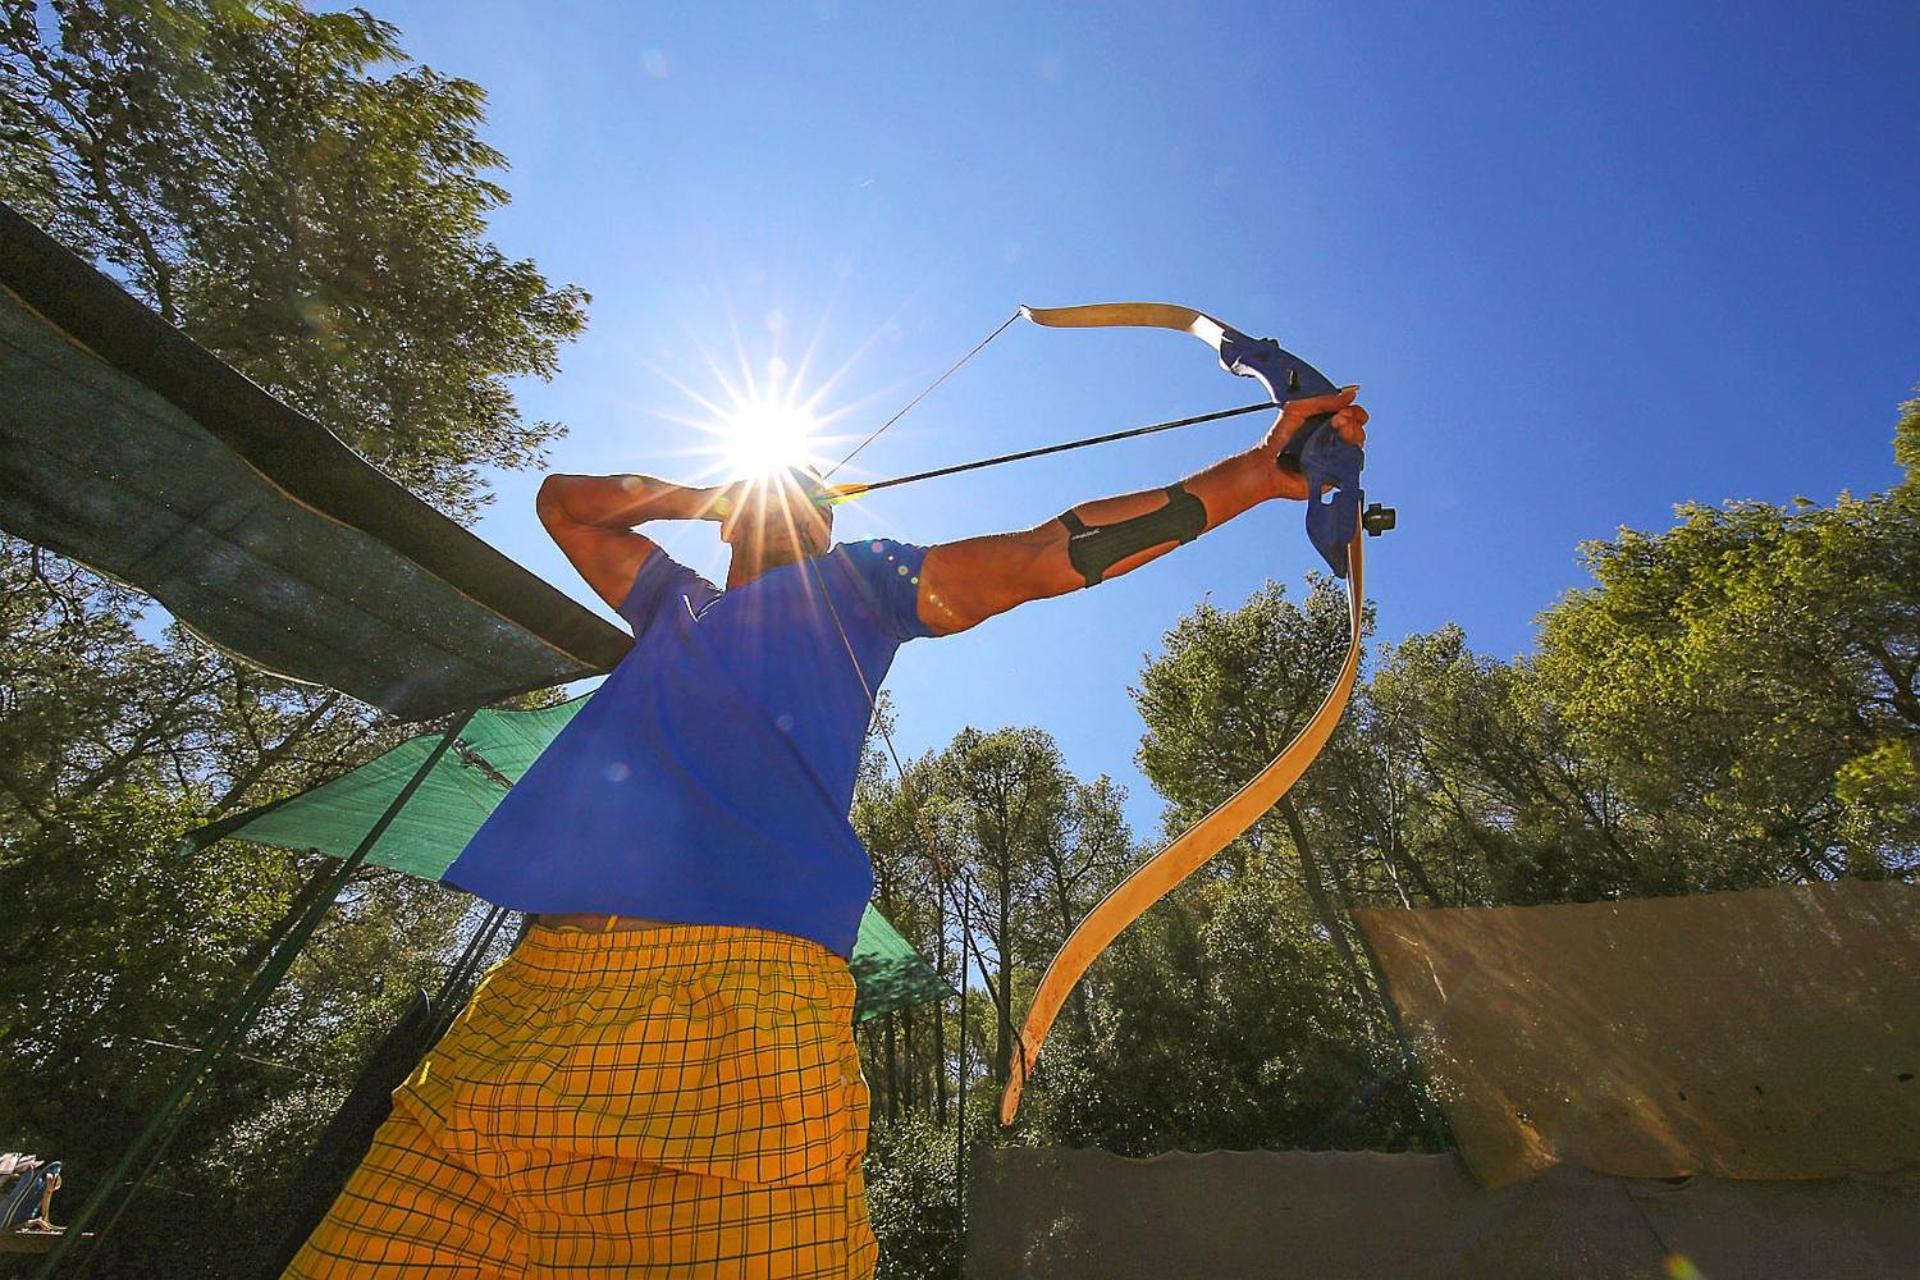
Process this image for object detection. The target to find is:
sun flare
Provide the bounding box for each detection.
[651,307,885,490]
[721,396,820,476]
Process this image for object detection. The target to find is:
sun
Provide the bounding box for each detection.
[721,395,820,476]
[650,310,874,486]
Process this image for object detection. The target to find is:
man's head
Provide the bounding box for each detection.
[717,466,835,581]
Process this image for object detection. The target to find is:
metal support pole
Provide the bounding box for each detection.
[41,707,478,1277]
[953,886,969,1215]
[426,904,510,1041]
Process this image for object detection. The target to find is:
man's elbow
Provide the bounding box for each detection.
[536,474,571,527]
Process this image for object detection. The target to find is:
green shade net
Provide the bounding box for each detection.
[0,199,629,721]
[189,697,952,1023]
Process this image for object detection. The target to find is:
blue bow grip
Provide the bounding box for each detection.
[1214,328,1363,579]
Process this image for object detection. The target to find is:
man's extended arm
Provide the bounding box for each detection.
[916,388,1367,635]
[537,474,720,609]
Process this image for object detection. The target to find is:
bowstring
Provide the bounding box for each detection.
[823,310,1022,480]
[804,552,1028,1071]
[814,308,1040,1083]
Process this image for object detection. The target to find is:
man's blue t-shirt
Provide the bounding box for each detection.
[442,538,932,958]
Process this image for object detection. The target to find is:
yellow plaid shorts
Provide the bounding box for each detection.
[284,923,877,1278]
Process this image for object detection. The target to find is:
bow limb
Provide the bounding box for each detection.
[1022,301,1235,352]
[998,529,1366,1126]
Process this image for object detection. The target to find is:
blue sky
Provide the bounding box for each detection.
[372,1,1919,836]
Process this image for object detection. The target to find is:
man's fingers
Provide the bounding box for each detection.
[1334,404,1368,446]
[1279,391,1367,441]
[1266,384,1370,458]
[1281,386,1358,420]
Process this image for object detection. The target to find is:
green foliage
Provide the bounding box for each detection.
[0,767,466,1276]
[1134,576,1364,846]
[1363,625,1654,903]
[1,0,587,519]
[1535,484,1920,883]
[1019,855,1425,1156]
[863,1110,966,1280]
[1834,739,1920,855]
[1894,388,1920,488]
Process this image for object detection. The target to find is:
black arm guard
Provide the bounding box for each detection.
[1058,482,1208,587]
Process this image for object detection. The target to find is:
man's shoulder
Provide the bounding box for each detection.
[826,538,927,587]
[622,549,720,633]
[822,539,931,640]
[828,536,928,566]
[643,547,720,592]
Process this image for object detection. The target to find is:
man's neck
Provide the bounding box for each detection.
[725,543,810,588]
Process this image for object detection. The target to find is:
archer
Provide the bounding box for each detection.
[283,386,1366,1278]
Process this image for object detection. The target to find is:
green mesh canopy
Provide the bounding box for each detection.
[187,697,951,1022]
[0,200,630,720]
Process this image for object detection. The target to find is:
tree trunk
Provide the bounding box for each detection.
[902,1004,917,1112]
[883,1011,899,1121]
[1277,797,1371,1002]
[993,872,1013,1089]
[933,887,949,1125]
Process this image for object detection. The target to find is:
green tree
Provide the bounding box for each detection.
[861,1110,965,1280]
[1363,626,1655,903]
[1534,415,1920,883]
[1040,576,1432,1155]
[1022,849,1424,1156]
[851,719,1130,1278]
[0,3,585,1273]
[1133,577,1382,992]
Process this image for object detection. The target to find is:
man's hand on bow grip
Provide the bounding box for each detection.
[1260,387,1368,501]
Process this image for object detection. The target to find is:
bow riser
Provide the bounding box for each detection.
[1212,326,1361,578]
